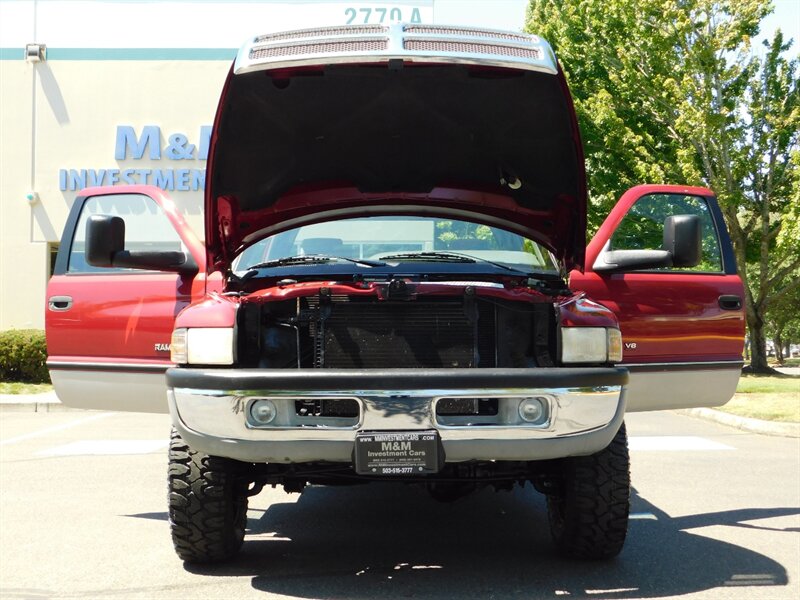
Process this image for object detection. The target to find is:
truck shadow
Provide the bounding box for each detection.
[184,484,795,598]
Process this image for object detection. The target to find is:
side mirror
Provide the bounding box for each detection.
[85,215,125,267]
[593,214,702,273]
[85,215,198,274]
[663,214,701,267]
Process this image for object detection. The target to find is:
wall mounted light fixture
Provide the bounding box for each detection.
[25,43,47,63]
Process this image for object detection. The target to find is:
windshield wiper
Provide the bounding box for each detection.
[380,251,477,263]
[247,254,386,270]
[381,251,531,276]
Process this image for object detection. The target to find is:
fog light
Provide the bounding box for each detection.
[250,399,277,425]
[519,397,548,424]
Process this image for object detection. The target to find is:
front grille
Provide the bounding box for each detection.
[316,301,476,368]
[241,294,555,371]
[403,40,542,60]
[250,38,388,60]
[238,23,554,74]
[404,26,532,42]
[254,25,387,44]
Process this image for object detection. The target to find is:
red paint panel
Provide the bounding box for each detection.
[558,295,619,329]
[173,293,239,329]
[47,273,199,363]
[571,270,745,363]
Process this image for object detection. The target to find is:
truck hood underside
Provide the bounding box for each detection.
[206,63,587,271]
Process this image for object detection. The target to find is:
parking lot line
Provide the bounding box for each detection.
[37,439,168,456]
[629,435,735,451]
[0,412,114,446]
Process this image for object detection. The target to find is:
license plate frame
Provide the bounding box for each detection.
[354,430,441,476]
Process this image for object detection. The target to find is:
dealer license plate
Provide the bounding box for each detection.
[354,430,440,475]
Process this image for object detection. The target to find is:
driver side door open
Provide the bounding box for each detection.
[45,186,206,413]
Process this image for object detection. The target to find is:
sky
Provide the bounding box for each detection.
[444,0,800,49]
[466,0,800,49]
[436,0,799,45]
[756,0,800,48]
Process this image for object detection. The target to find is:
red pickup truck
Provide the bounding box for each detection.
[45,24,745,563]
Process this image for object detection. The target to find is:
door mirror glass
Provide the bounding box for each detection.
[663,214,701,267]
[85,215,125,267]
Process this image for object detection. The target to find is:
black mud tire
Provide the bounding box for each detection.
[546,422,630,559]
[168,428,248,563]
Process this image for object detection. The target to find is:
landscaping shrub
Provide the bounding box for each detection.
[0,329,50,383]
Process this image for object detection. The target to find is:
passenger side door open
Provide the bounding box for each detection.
[571,184,745,411]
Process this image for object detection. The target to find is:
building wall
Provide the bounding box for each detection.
[0,0,526,330]
[0,50,40,329]
[0,57,230,329]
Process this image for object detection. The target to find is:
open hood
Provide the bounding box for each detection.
[205,24,587,272]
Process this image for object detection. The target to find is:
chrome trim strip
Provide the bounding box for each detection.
[169,385,625,463]
[47,361,169,374]
[171,385,621,443]
[623,360,744,372]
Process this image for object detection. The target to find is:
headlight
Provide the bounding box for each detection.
[170,327,234,365]
[561,327,623,364]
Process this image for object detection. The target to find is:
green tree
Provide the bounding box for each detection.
[766,273,800,364]
[526,0,800,372]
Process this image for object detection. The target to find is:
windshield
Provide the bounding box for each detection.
[234,217,558,275]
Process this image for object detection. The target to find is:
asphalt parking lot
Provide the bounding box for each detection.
[1,409,798,599]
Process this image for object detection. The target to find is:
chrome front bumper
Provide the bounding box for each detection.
[167,367,628,464]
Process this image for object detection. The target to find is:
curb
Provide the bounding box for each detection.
[0,401,80,413]
[677,407,800,438]
[0,392,80,413]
